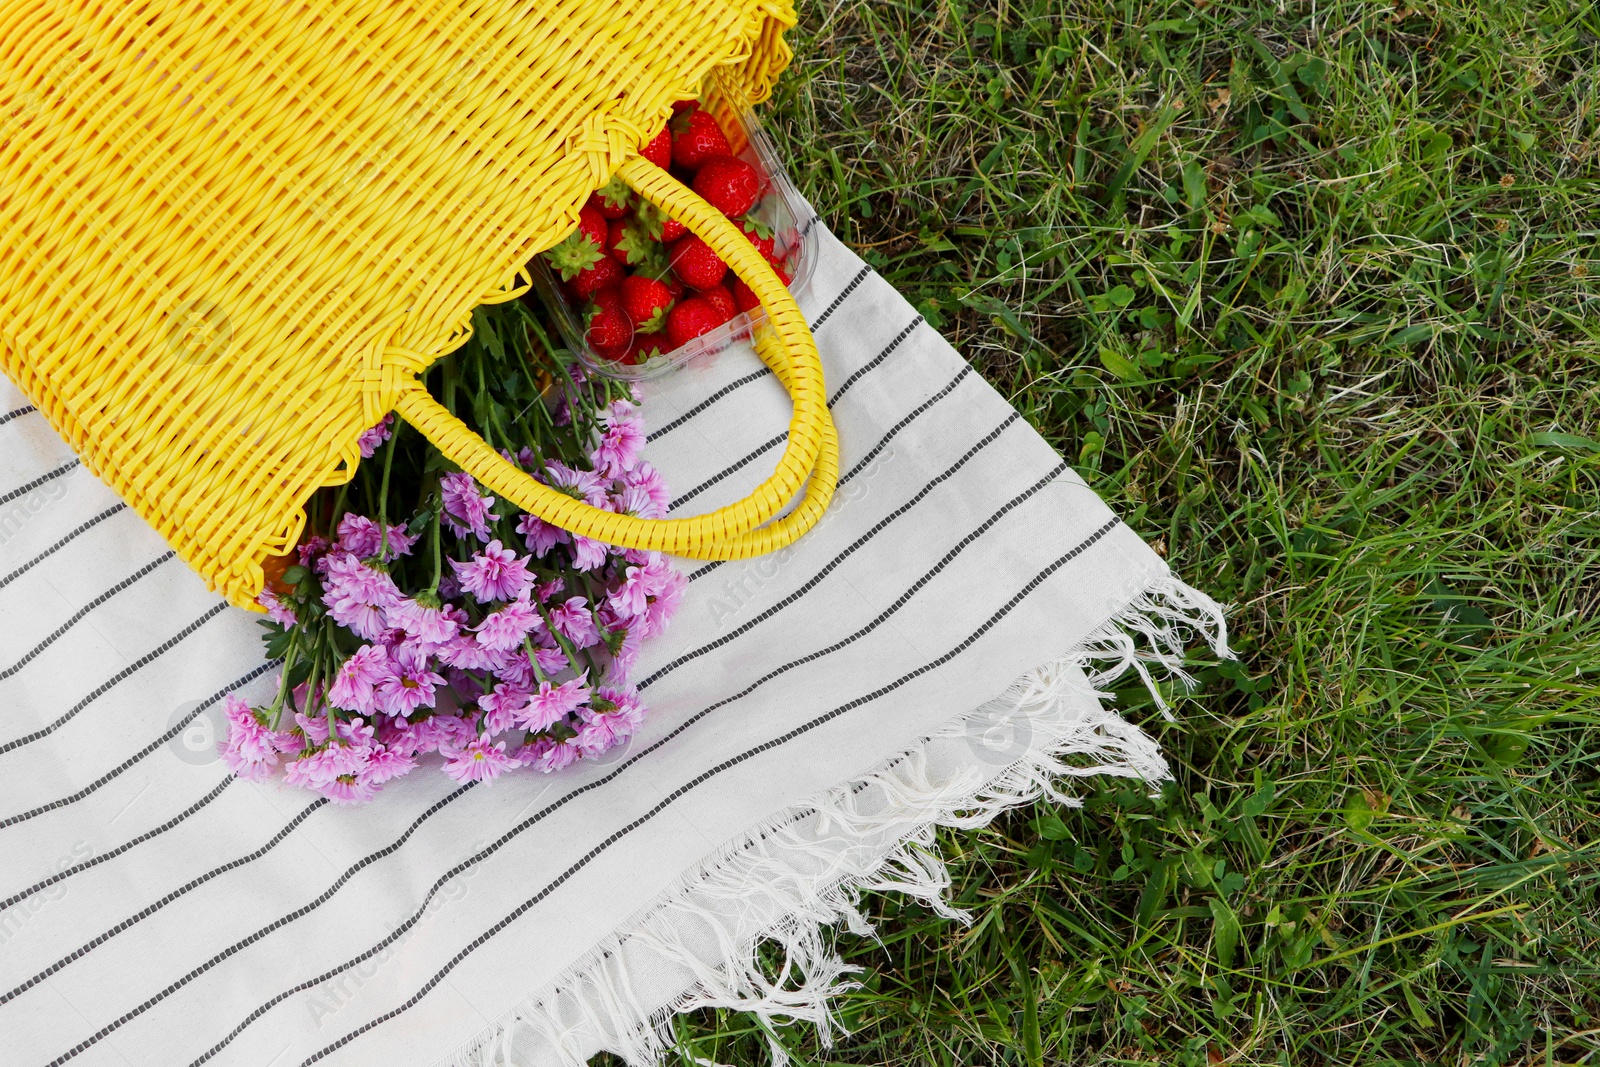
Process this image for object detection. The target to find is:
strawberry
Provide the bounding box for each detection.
[636,199,688,243]
[671,109,731,171]
[737,215,776,258]
[567,254,623,301]
[671,98,698,115]
[656,269,686,299]
[620,274,674,333]
[765,250,793,285]
[544,203,610,281]
[607,218,666,271]
[729,274,761,313]
[693,156,760,217]
[640,127,672,169]
[669,234,727,290]
[701,284,736,324]
[629,335,668,364]
[586,297,634,359]
[666,296,725,348]
[586,177,632,219]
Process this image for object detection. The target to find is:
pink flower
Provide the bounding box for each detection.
[218,697,294,780]
[322,553,402,640]
[435,633,512,672]
[548,596,599,647]
[592,401,646,477]
[334,716,376,748]
[612,483,664,519]
[440,471,495,541]
[622,462,671,518]
[516,513,568,557]
[478,683,531,734]
[517,735,582,774]
[374,649,446,718]
[294,709,331,746]
[639,557,686,640]
[360,745,417,784]
[544,461,609,506]
[284,741,367,788]
[336,514,416,561]
[517,675,591,732]
[533,643,571,677]
[256,589,298,626]
[473,598,542,652]
[450,540,534,604]
[388,596,461,648]
[607,565,651,620]
[356,414,394,459]
[441,734,518,783]
[569,535,609,572]
[297,535,331,568]
[328,644,389,714]
[575,685,646,756]
[318,774,379,804]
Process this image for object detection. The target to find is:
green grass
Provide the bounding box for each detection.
[607,1,1600,1063]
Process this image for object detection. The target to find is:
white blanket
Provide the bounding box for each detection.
[0,223,1225,1067]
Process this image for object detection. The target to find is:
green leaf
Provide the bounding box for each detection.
[1528,431,1600,452]
[1343,792,1374,831]
[1098,346,1143,382]
[1210,897,1241,968]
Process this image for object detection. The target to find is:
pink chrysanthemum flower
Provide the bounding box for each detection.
[592,401,646,477]
[388,596,461,648]
[611,483,664,520]
[318,774,379,805]
[478,683,531,735]
[440,471,496,541]
[548,596,599,647]
[285,741,367,788]
[322,553,402,640]
[576,686,647,757]
[450,540,535,604]
[441,734,518,784]
[256,589,298,627]
[356,414,394,459]
[474,598,542,652]
[218,696,293,780]
[336,514,416,561]
[569,535,609,572]
[606,565,651,621]
[374,649,446,718]
[515,512,567,557]
[544,461,609,507]
[294,709,331,747]
[297,535,331,569]
[516,675,591,732]
[334,716,376,749]
[328,644,389,714]
[435,632,512,672]
[517,735,582,774]
[622,461,672,518]
[533,643,571,677]
[360,745,417,784]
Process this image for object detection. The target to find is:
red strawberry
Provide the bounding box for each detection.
[729,274,761,313]
[671,110,731,171]
[586,177,632,219]
[693,157,760,217]
[606,218,664,270]
[657,270,686,299]
[587,299,634,359]
[636,199,688,243]
[765,250,793,285]
[701,284,736,324]
[629,334,668,364]
[669,235,727,290]
[620,274,674,333]
[568,254,623,301]
[545,203,610,281]
[737,217,776,258]
[671,99,698,115]
[666,296,725,348]
[640,127,672,169]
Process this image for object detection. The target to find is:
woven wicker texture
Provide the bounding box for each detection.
[0,0,830,610]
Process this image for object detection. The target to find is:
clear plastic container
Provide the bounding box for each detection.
[529,72,818,381]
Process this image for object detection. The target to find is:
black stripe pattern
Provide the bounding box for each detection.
[0,553,175,682]
[0,504,127,592]
[0,404,37,427]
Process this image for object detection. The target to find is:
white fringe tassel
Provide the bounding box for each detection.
[439,573,1230,1067]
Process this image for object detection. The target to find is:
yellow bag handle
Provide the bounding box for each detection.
[394,156,838,560]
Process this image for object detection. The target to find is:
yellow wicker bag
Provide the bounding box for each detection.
[0,0,837,610]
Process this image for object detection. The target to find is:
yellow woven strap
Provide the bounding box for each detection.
[394,156,837,559]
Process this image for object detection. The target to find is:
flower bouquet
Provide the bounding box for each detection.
[220,300,686,802]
